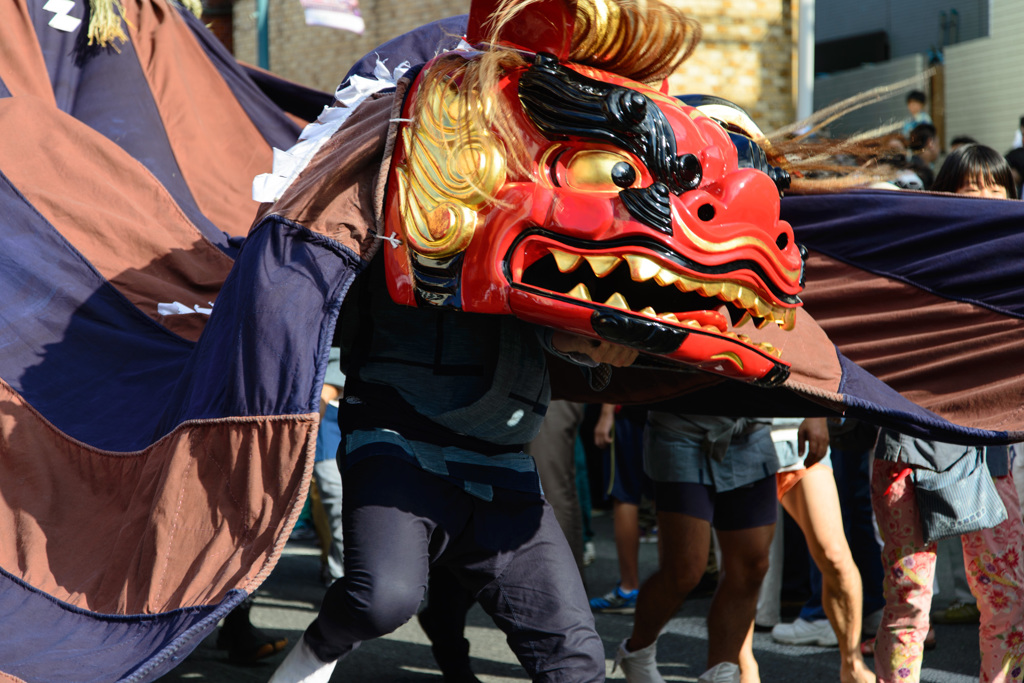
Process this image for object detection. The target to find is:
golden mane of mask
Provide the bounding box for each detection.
[568,0,701,84]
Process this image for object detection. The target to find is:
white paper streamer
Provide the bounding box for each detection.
[251,57,411,204]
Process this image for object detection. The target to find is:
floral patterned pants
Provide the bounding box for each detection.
[871,459,1024,682]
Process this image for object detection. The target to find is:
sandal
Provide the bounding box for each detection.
[860,627,936,656]
[217,600,288,664]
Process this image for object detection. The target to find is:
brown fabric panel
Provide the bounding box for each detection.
[123,0,272,238]
[802,253,1024,432]
[748,307,844,394]
[0,380,316,615]
[0,97,233,342]
[0,1,55,103]
[267,94,394,258]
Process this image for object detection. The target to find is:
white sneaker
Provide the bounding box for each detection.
[268,638,337,683]
[583,541,597,567]
[613,638,665,683]
[771,617,838,647]
[697,661,741,683]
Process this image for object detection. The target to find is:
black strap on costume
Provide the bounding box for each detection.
[339,257,524,457]
[340,380,525,456]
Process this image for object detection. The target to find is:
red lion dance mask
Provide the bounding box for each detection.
[383,0,801,386]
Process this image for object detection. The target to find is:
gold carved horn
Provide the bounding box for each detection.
[395,63,508,259]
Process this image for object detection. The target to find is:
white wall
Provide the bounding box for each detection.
[813,55,927,137]
[943,0,1024,152]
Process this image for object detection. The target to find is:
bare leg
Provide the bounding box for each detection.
[739,621,760,683]
[708,524,774,671]
[782,465,875,683]
[614,500,642,592]
[628,510,711,650]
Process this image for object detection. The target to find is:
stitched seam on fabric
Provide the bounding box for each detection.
[242,428,317,597]
[152,439,195,608]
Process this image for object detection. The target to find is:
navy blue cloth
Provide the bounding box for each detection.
[783,189,1024,317]
[0,565,245,683]
[157,218,362,436]
[0,168,193,451]
[340,15,469,87]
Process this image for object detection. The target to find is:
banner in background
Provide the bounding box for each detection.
[300,0,365,33]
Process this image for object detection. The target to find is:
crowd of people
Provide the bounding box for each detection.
[892,90,1024,200]
[259,387,1023,683]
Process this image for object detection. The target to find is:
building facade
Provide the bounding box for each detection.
[228,0,799,133]
[811,0,1023,152]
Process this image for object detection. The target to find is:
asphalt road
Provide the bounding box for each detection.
[160,511,984,682]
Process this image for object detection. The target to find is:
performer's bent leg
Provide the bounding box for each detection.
[304,456,471,662]
[465,492,605,682]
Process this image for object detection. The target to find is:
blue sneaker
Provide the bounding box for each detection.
[589,583,638,613]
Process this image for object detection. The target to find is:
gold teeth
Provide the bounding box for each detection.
[550,248,583,273]
[604,292,629,309]
[567,283,591,300]
[744,306,796,331]
[548,245,794,331]
[654,269,679,287]
[556,286,782,357]
[718,335,780,357]
[549,246,798,332]
[583,254,620,277]
[623,254,660,281]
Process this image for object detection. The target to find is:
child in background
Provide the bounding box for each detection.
[900,90,932,138]
[930,143,1018,199]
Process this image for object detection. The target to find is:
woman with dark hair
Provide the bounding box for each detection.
[930,144,1018,199]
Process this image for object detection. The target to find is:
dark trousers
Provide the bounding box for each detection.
[305,455,604,682]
